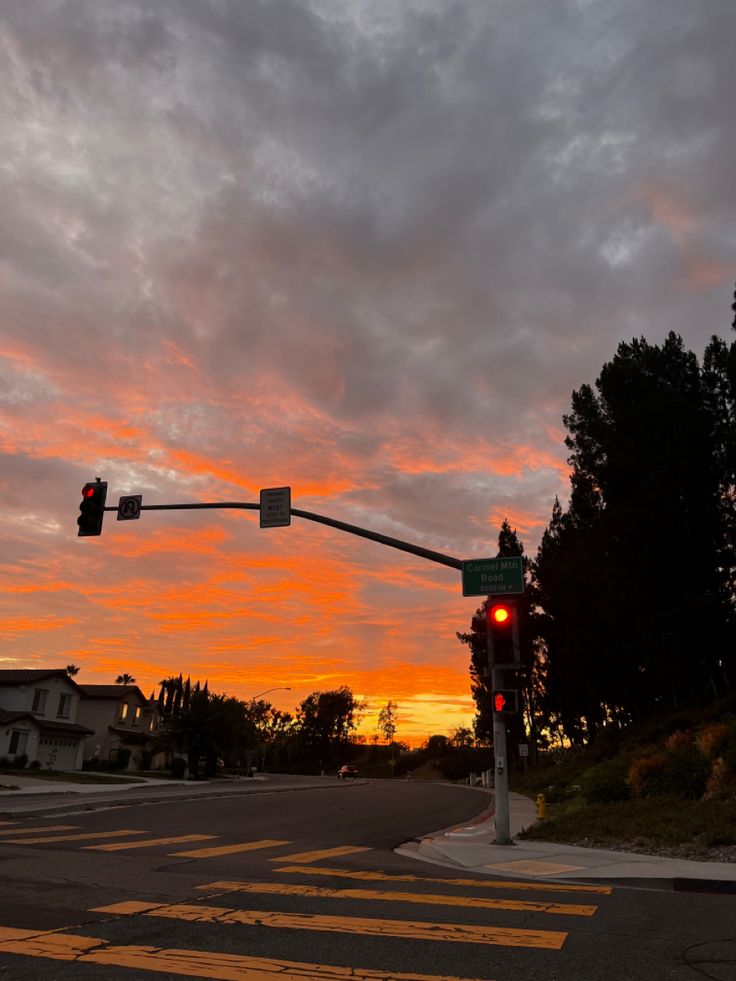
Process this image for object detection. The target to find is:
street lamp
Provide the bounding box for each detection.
[250,687,292,701]
[248,688,292,775]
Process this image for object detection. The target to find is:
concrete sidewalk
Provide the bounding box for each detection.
[0,773,188,794]
[395,791,736,889]
[0,773,336,819]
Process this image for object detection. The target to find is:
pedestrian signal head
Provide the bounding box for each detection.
[492,689,518,714]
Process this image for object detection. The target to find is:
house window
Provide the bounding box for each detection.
[31,689,48,713]
[8,730,28,755]
[57,694,72,719]
[119,702,129,722]
[133,706,141,726]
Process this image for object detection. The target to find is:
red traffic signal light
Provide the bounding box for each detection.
[493,689,518,713]
[470,598,520,666]
[487,598,519,666]
[77,479,107,537]
[490,603,511,625]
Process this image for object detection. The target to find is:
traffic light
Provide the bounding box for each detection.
[77,479,107,537]
[487,599,520,666]
[492,689,518,714]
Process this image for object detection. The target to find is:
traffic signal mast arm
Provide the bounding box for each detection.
[100,499,463,570]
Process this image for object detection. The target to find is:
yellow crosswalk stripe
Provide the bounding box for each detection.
[271,846,371,864]
[85,834,217,852]
[2,829,148,844]
[0,825,78,836]
[0,925,489,980]
[170,838,290,858]
[198,881,598,916]
[273,864,613,895]
[91,899,568,950]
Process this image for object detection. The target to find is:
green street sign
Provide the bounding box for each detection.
[461,556,524,597]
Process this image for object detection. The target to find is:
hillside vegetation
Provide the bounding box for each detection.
[513,695,736,860]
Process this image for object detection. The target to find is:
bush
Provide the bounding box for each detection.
[627,754,667,797]
[541,785,579,804]
[434,749,493,782]
[628,745,711,800]
[696,723,728,759]
[28,759,40,771]
[112,748,131,771]
[704,758,736,800]
[13,753,28,770]
[581,757,630,803]
[170,757,187,779]
[661,744,711,799]
[715,721,736,774]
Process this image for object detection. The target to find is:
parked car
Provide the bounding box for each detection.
[337,764,358,779]
[198,757,225,773]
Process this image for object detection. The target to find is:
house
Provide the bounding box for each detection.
[76,685,158,769]
[0,669,93,770]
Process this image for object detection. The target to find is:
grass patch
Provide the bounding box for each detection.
[519,796,736,853]
[0,769,146,785]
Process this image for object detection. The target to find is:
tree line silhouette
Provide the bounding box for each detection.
[461,290,736,749]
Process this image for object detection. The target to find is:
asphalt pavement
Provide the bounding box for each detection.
[2,773,734,888]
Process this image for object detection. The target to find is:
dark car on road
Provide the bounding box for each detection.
[337,764,358,779]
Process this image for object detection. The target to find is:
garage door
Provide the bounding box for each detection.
[38,736,79,771]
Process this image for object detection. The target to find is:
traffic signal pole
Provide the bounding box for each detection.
[491,663,511,845]
[83,483,524,845]
[98,499,464,569]
[484,598,521,846]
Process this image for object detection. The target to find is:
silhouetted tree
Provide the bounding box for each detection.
[533,330,735,740]
[377,701,398,743]
[297,687,364,764]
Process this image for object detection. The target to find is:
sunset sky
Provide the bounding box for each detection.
[1,0,734,745]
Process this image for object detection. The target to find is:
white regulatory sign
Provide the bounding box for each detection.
[260,486,291,528]
[117,495,142,521]
[518,744,529,757]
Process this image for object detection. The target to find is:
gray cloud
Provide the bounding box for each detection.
[1,0,734,706]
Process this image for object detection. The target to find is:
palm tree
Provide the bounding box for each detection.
[115,673,136,685]
[66,664,80,677]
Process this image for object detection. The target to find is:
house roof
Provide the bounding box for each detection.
[37,719,94,737]
[107,726,152,744]
[79,685,148,702]
[0,710,93,737]
[0,669,78,687]
[0,707,34,725]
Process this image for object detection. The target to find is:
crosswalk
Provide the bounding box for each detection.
[0,818,613,980]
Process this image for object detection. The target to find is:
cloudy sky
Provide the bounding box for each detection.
[1,0,734,743]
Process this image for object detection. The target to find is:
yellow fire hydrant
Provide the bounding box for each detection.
[536,793,547,820]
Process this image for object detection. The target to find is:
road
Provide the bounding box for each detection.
[0,777,733,980]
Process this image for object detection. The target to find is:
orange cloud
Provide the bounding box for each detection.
[685,256,736,289]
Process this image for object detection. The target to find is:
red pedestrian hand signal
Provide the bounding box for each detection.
[492,689,518,714]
